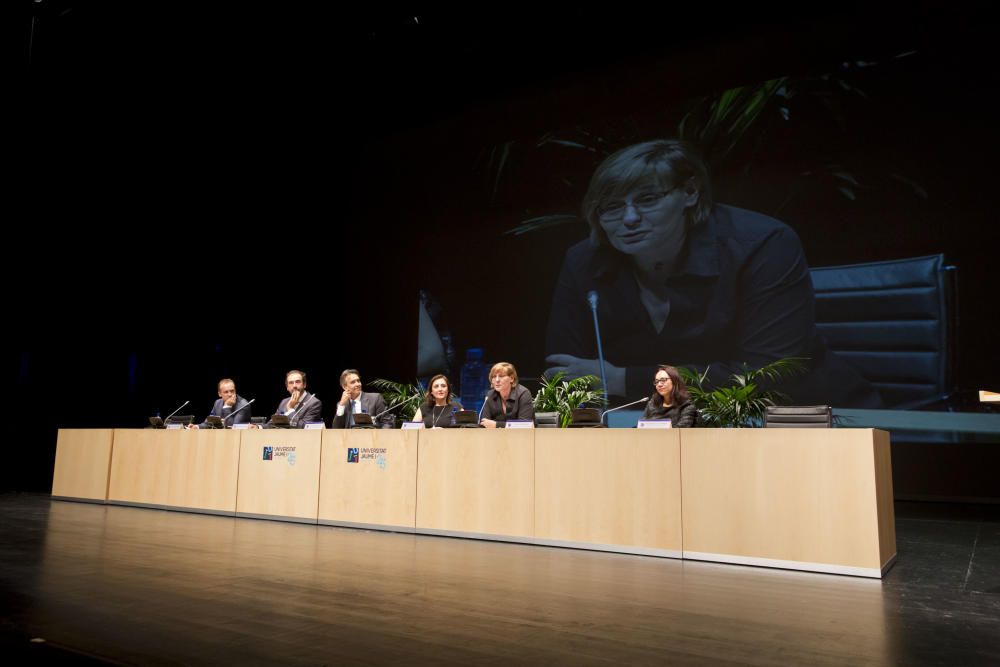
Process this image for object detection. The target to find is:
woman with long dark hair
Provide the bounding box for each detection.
[412,374,463,428]
[642,365,698,427]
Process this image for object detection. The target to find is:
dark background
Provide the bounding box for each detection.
[6,2,999,491]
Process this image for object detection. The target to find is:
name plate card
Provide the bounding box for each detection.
[637,419,672,429]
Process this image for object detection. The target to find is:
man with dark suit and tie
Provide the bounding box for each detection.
[331,369,393,429]
[189,378,251,428]
[270,369,323,428]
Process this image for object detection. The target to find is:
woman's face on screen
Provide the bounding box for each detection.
[597,181,693,258]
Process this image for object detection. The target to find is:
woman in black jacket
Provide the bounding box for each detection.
[642,365,698,427]
[412,374,463,428]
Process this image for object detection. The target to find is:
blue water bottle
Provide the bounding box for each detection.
[460,348,489,416]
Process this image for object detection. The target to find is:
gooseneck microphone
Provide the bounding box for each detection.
[372,393,422,425]
[478,388,492,422]
[223,398,255,425]
[600,397,649,426]
[587,290,609,407]
[164,400,190,423]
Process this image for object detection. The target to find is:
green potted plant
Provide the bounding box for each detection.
[533,372,605,428]
[369,379,425,425]
[678,358,807,428]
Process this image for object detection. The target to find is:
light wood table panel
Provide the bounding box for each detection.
[236,429,322,522]
[680,428,895,577]
[534,429,682,555]
[416,429,534,537]
[871,429,896,572]
[318,429,418,530]
[106,429,241,513]
[166,429,241,513]
[51,429,114,501]
[108,429,177,506]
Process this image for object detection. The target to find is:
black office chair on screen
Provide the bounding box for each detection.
[810,253,957,409]
[764,405,833,428]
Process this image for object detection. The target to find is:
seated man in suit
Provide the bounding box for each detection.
[189,378,251,428]
[269,369,323,428]
[331,369,394,429]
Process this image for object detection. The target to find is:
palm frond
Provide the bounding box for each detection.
[742,357,808,384]
[678,357,811,427]
[370,378,424,421]
[534,373,603,427]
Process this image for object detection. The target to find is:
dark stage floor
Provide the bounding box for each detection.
[1,493,998,666]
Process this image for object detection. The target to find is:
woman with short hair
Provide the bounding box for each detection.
[480,362,535,428]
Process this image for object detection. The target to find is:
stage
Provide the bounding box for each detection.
[1,494,997,665]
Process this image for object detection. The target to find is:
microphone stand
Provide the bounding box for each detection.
[370,393,422,428]
[163,400,190,425]
[600,397,649,427]
[222,398,255,427]
[587,291,609,407]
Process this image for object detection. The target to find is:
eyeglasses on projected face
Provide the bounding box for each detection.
[598,188,678,222]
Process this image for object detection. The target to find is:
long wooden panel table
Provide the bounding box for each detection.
[53,427,896,577]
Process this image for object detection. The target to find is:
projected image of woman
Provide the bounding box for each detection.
[544,139,880,407]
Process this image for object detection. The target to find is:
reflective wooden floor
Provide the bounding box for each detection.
[1,493,998,666]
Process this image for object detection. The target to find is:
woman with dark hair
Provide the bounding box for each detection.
[642,365,698,427]
[412,374,463,428]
